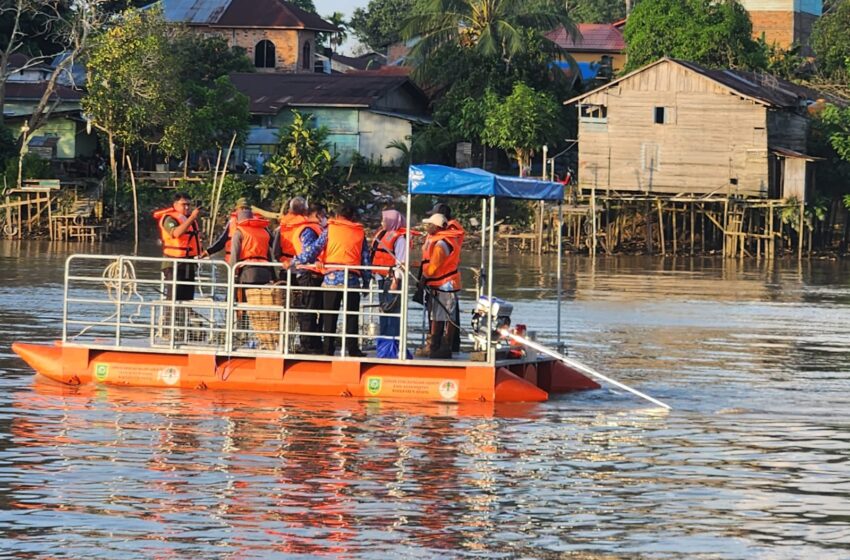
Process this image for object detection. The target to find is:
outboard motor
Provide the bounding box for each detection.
[470,296,513,352]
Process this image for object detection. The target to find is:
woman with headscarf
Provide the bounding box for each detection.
[370,208,413,358]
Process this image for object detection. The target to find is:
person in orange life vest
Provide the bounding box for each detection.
[287,202,328,354]
[154,192,202,301]
[425,202,465,352]
[371,208,411,350]
[420,213,462,359]
[201,197,250,260]
[315,204,371,357]
[271,196,308,280]
[229,208,273,285]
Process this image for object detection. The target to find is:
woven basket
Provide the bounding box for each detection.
[245,287,282,350]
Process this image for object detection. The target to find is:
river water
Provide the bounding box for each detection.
[1,241,849,558]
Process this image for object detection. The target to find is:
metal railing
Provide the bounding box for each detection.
[62,254,415,360]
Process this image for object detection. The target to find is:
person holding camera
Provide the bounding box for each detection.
[153,192,202,302]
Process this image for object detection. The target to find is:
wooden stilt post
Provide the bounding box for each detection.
[767,201,774,259]
[798,199,804,259]
[645,199,653,255]
[48,192,53,240]
[671,202,678,255]
[722,198,729,258]
[656,199,665,256]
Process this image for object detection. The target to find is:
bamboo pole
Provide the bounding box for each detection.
[211,132,238,240]
[207,147,223,239]
[126,155,139,252]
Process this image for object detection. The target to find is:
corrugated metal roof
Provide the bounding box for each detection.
[4,82,83,101]
[567,58,847,108]
[162,0,231,24]
[675,59,837,108]
[546,23,625,53]
[230,72,428,115]
[162,0,337,30]
[217,0,337,30]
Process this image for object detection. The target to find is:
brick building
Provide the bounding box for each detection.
[738,0,822,49]
[162,0,338,73]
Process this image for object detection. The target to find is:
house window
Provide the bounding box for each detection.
[579,104,608,122]
[255,40,275,68]
[302,41,311,70]
[654,106,676,124]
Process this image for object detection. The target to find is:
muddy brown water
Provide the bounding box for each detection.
[1,240,849,558]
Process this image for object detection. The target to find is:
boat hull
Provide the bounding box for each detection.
[12,342,600,403]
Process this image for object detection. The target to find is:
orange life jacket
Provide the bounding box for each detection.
[320,217,365,276]
[276,213,300,267]
[153,207,200,258]
[371,228,416,273]
[422,228,462,289]
[448,218,465,243]
[224,213,238,258]
[235,217,270,262]
[290,217,323,273]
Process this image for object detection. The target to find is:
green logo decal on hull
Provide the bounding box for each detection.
[366,377,382,396]
[94,363,109,382]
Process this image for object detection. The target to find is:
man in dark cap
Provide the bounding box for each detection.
[201,197,250,260]
[425,202,465,352]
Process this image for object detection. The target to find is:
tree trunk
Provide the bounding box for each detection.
[126,154,139,252]
[109,132,117,216]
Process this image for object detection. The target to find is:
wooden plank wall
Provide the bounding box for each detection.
[577,60,786,197]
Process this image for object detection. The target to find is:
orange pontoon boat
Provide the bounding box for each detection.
[14,165,602,403]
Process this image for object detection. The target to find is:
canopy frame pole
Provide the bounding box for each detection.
[486,195,495,364]
[557,201,563,351]
[480,197,487,295]
[400,192,412,360]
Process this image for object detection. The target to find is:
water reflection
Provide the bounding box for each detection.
[1,242,850,557]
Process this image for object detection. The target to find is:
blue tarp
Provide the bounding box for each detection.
[554,60,600,81]
[408,165,564,201]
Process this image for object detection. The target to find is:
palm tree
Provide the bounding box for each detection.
[326,12,349,53]
[401,0,576,68]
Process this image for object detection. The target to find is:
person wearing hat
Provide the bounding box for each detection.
[419,212,463,359]
[201,197,250,260]
[423,202,465,353]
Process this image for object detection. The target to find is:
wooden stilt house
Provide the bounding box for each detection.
[566,58,836,202]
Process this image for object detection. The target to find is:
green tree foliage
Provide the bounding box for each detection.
[811,0,850,80]
[323,11,348,52]
[423,29,574,152]
[402,0,576,69]
[480,82,561,173]
[530,0,627,23]
[350,0,417,50]
[0,124,15,169]
[160,33,251,157]
[258,111,335,205]
[624,0,767,71]
[288,0,316,13]
[83,8,179,148]
[820,105,850,163]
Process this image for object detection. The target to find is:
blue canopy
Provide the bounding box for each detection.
[408,165,564,201]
